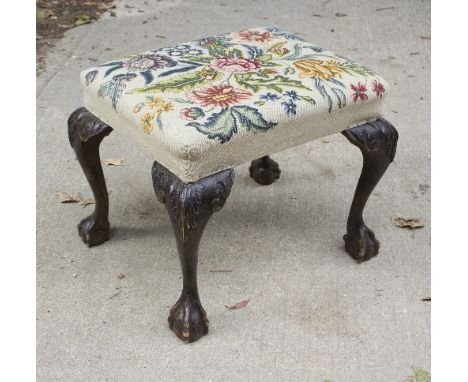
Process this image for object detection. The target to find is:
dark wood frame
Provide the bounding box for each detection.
[68,107,398,342]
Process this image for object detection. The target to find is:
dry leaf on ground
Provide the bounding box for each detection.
[405,366,431,382]
[116,273,126,279]
[57,192,95,206]
[335,12,347,17]
[392,216,425,229]
[420,35,431,40]
[104,158,124,166]
[75,15,92,26]
[225,298,250,310]
[37,8,54,19]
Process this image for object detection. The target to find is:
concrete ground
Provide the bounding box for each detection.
[37,0,430,381]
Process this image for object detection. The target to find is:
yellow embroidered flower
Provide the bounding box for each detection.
[145,96,165,109]
[140,112,155,134]
[155,101,174,115]
[293,59,344,80]
[161,102,174,113]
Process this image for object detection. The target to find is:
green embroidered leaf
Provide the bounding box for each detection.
[267,41,287,53]
[207,44,228,58]
[257,53,273,62]
[254,100,266,106]
[301,95,316,105]
[341,62,376,77]
[188,108,238,143]
[181,56,213,64]
[231,106,277,132]
[314,78,333,113]
[188,106,277,143]
[129,68,223,94]
[227,48,244,58]
[235,74,311,93]
[331,88,346,108]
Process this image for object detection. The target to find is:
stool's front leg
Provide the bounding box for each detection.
[341,119,398,262]
[68,108,113,247]
[249,155,281,185]
[152,162,234,342]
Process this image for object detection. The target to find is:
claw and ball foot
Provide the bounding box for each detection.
[68,108,113,247]
[152,162,234,342]
[249,156,280,185]
[341,119,398,262]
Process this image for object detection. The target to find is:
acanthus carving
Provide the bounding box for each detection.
[68,107,113,147]
[341,118,398,162]
[152,162,234,241]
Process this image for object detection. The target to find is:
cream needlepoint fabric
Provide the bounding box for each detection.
[81,27,389,182]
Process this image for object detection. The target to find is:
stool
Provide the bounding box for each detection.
[68,27,398,342]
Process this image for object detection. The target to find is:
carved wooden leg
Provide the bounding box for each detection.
[249,155,281,185]
[68,107,113,247]
[341,118,398,262]
[152,162,234,342]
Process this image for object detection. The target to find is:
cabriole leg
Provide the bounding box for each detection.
[152,162,234,342]
[68,107,113,247]
[341,118,398,262]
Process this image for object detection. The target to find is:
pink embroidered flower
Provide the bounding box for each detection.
[237,30,273,43]
[210,57,262,73]
[180,107,205,121]
[190,84,252,108]
[371,80,385,98]
[351,82,368,102]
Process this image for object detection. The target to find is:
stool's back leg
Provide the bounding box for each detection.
[249,155,281,185]
[152,162,234,342]
[341,119,398,262]
[68,108,113,247]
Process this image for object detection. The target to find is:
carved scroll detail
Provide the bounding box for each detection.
[68,107,113,147]
[342,118,398,162]
[152,162,234,241]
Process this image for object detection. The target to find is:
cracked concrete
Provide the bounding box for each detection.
[37,1,430,381]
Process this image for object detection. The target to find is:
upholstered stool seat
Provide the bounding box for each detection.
[81,27,388,182]
[69,27,398,343]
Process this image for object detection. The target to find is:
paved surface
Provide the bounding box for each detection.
[37,1,430,381]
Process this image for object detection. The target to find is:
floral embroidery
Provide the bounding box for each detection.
[140,112,155,134]
[85,70,98,85]
[187,105,277,143]
[180,107,205,121]
[190,84,252,108]
[134,96,174,133]
[294,59,343,80]
[86,27,386,143]
[351,82,368,102]
[210,57,261,73]
[237,30,273,43]
[260,93,280,101]
[256,89,315,115]
[97,73,137,109]
[159,44,204,57]
[371,80,385,98]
